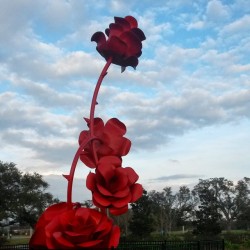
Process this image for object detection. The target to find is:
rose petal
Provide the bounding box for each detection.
[42,203,69,223]
[97,163,114,183]
[78,130,89,145]
[58,210,75,230]
[29,226,46,248]
[125,16,138,28]
[98,155,122,168]
[77,239,103,248]
[113,186,130,198]
[108,225,121,248]
[93,117,105,137]
[106,36,127,57]
[95,217,112,239]
[114,17,130,30]
[124,167,139,184]
[130,183,143,202]
[112,193,132,208]
[109,205,128,216]
[96,140,113,156]
[88,209,103,224]
[105,118,127,136]
[123,56,139,68]
[108,168,128,192]
[93,192,111,207]
[86,173,96,191]
[91,31,106,45]
[120,34,142,58]
[131,27,146,41]
[108,23,124,37]
[80,152,96,169]
[75,207,91,224]
[136,50,142,58]
[64,230,93,243]
[105,28,110,37]
[52,231,75,248]
[97,183,112,196]
[107,137,131,156]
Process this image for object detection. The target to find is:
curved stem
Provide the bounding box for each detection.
[66,58,112,206]
[67,136,95,205]
[89,57,113,134]
[89,57,113,165]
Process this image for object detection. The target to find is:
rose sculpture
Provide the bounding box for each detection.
[30,15,146,250]
[29,203,120,249]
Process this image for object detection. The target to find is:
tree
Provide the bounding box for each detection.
[148,187,175,236]
[148,186,197,235]
[148,190,166,235]
[235,177,250,229]
[129,189,154,239]
[175,185,197,228]
[193,178,239,231]
[193,180,222,237]
[0,161,59,228]
[161,187,176,234]
[0,161,21,222]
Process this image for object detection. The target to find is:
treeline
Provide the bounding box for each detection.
[109,177,250,239]
[1,161,249,240]
[0,161,59,228]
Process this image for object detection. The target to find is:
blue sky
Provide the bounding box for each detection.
[0,0,250,201]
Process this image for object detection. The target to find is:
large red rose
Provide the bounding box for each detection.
[79,117,131,168]
[86,156,143,215]
[29,202,120,249]
[91,15,146,71]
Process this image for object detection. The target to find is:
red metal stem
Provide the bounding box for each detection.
[89,57,113,165]
[67,136,95,205]
[66,57,112,206]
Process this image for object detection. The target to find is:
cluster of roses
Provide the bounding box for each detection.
[29,15,145,250]
[80,117,143,216]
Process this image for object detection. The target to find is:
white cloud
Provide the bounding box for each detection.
[51,51,103,78]
[220,15,250,35]
[0,0,249,195]
[187,20,205,30]
[229,64,250,73]
[206,0,230,22]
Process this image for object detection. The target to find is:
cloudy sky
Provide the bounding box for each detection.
[0,0,250,201]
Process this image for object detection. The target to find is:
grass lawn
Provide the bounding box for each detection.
[4,236,30,245]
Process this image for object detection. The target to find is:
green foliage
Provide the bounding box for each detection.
[193,179,222,237]
[0,235,7,246]
[129,190,154,239]
[222,231,250,244]
[235,178,250,230]
[225,241,241,250]
[126,176,249,239]
[0,161,21,221]
[0,161,59,228]
[243,239,250,248]
[3,237,30,245]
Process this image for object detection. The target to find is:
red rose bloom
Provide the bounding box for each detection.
[29,202,120,249]
[86,156,143,215]
[79,118,131,168]
[91,15,146,71]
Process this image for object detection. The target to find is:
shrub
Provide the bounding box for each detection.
[0,235,7,246]
[243,239,250,248]
[225,241,240,250]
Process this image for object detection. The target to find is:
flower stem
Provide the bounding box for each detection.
[67,136,95,205]
[66,57,113,206]
[89,57,113,133]
[89,57,113,165]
